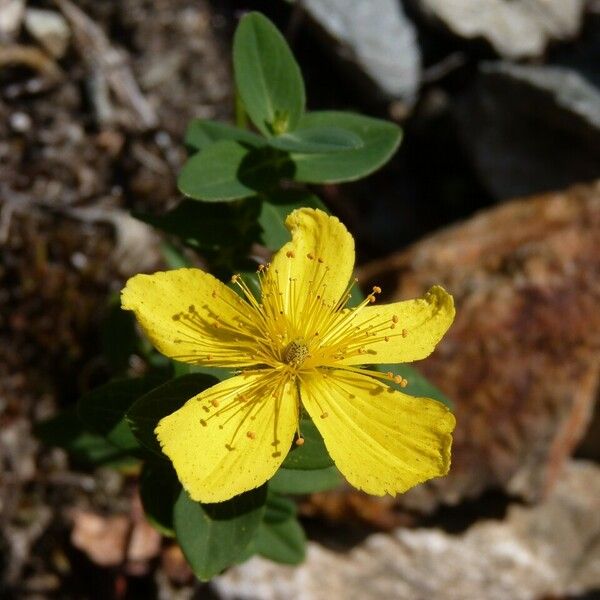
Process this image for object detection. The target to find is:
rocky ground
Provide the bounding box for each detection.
[1,1,599,598]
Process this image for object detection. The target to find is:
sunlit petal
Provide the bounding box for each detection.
[122,268,266,368]
[336,286,455,365]
[156,372,298,503]
[266,208,355,334]
[300,369,455,495]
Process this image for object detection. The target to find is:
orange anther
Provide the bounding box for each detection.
[286,250,295,258]
[372,286,382,294]
[392,315,399,323]
[210,399,220,407]
[402,328,408,338]
[247,431,256,440]
[295,437,305,446]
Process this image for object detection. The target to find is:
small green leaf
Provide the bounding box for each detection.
[291,111,402,183]
[127,374,218,456]
[376,363,453,409]
[161,241,191,269]
[282,416,333,470]
[174,485,267,581]
[255,493,306,565]
[140,461,182,537]
[35,407,129,466]
[233,12,305,136]
[136,201,244,250]
[270,465,342,495]
[178,143,293,202]
[258,191,326,250]
[78,376,164,452]
[268,127,363,154]
[178,140,256,201]
[185,119,265,152]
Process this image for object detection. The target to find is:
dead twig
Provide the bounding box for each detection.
[54,0,158,130]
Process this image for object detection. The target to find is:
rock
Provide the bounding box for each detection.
[416,0,585,59]
[0,0,24,42]
[214,461,600,600]
[454,62,600,199]
[298,0,421,103]
[24,8,71,59]
[356,181,600,512]
[70,511,130,567]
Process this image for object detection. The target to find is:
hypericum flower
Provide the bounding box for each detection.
[122,208,455,503]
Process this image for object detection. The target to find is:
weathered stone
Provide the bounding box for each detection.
[24,8,71,59]
[355,181,600,512]
[454,62,600,199]
[297,0,421,103]
[416,0,585,59]
[214,461,600,600]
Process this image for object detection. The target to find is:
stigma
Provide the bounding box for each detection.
[283,338,310,368]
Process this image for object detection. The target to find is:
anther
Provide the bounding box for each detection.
[368,294,376,303]
[286,250,295,258]
[320,412,328,419]
[392,315,399,324]
[295,437,305,446]
[211,290,217,298]
[210,399,220,407]
[307,253,314,260]
[372,286,382,294]
[393,375,403,385]
[247,431,256,440]
[317,257,324,264]
[231,274,240,283]
[384,336,390,342]
[402,328,408,338]
[200,419,207,427]
[400,378,408,388]
[386,371,394,379]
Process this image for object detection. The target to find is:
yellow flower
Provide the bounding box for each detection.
[122,208,455,503]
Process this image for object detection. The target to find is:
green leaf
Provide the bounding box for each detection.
[78,376,164,453]
[35,407,130,466]
[178,140,256,201]
[127,374,218,456]
[136,201,247,250]
[185,119,265,152]
[290,111,402,183]
[174,485,267,581]
[376,363,453,409]
[268,127,363,154]
[255,493,306,565]
[140,461,182,537]
[233,12,305,136]
[161,241,191,269]
[258,191,326,250]
[270,465,342,495]
[282,416,333,470]
[178,142,293,202]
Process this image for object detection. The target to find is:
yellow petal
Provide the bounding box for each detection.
[300,369,455,496]
[267,208,355,329]
[156,372,297,503]
[339,286,455,365]
[121,268,264,368]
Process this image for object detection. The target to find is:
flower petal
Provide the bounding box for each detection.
[156,372,297,503]
[267,208,355,328]
[300,369,455,496]
[121,268,264,368]
[339,286,455,365]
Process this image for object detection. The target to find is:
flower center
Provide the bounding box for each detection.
[283,338,309,368]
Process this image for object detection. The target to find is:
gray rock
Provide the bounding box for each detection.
[214,461,600,600]
[416,0,586,59]
[24,8,71,59]
[454,62,600,199]
[297,0,421,103]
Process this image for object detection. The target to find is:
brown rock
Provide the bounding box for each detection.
[70,511,129,567]
[356,181,600,510]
